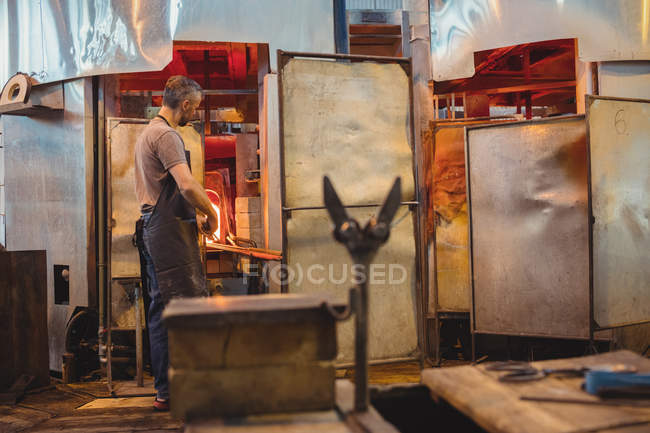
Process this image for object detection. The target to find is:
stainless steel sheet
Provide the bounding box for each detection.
[587,96,650,328]
[430,0,650,81]
[2,79,93,370]
[1,0,335,86]
[599,62,650,100]
[466,117,590,338]
[285,206,419,363]
[108,119,204,279]
[174,0,335,72]
[280,56,419,361]
[281,58,415,208]
[0,0,172,87]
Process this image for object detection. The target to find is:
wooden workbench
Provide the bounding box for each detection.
[421,351,650,433]
[183,380,399,433]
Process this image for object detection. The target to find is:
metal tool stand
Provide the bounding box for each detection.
[105,278,144,395]
[323,176,402,412]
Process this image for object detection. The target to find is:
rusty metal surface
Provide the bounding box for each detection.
[1,0,335,86]
[428,119,516,313]
[2,79,93,370]
[466,116,590,338]
[108,118,204,279]
[110,279,145,329]
[280,58,415,208]
[432,126,470,312]
[587,96,650,329]
[430,0,650,81]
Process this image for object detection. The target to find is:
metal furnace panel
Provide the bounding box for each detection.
[279,55,420,362]
[3,79,93,371]
[587,96,650,328]
[466,117,590,338]
[108,119,204,279]
[285,206,419,363]
[280,58,415,208]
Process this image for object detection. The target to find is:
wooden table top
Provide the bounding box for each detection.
[421,350,650,433]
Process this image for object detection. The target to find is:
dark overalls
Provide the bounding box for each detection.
[135,126,207,400]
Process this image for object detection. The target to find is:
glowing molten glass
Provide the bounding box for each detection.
[205,189,222,243]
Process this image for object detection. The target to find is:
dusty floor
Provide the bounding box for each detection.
[1,362,452,433]
[0,376,181,433]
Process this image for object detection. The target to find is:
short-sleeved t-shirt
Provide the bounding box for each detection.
[134,117,188,212]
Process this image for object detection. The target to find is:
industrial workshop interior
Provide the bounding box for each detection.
[1,1,649,432]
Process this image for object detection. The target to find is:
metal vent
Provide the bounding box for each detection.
[346,0,403,10]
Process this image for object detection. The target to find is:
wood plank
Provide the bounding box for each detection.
[0,404,51,432]
[421,351,650,433]
[28,412,181,432]
[336,380,401,433]
[0,251,49,390]
[186,411,351,433]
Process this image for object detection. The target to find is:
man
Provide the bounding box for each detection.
[134,75,218,411]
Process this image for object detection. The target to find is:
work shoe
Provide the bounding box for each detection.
[153,398,170,412]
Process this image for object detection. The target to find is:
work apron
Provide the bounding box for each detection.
[141,153,208,305]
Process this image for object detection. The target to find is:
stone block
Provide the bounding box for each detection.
[235,196,261,214]
[169,363,335,419]
[235,212,262,229]
[235,227,264,246]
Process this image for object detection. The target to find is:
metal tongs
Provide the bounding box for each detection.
[323,175,402,412]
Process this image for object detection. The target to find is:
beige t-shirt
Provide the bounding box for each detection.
[134,117,188,212]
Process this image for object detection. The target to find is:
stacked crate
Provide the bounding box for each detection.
[163,294,342,420]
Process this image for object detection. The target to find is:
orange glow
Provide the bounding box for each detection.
[205,189,222,243]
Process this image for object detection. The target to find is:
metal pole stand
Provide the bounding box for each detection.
[323,176,402,412]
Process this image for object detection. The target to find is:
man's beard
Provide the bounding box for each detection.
[178,109,193,126]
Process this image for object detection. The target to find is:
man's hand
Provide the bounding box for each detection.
[198,214,213,237]
[170,163,223,237]
[198,213,219,238]
[207,212,219,235]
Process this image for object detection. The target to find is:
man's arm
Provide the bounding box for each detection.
[169,163,219,231]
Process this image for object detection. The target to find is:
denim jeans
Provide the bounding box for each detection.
[141,212,169,401]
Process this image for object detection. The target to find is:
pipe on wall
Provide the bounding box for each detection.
[334,0,350,54]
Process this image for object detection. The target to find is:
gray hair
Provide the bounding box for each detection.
[162,75,202,109]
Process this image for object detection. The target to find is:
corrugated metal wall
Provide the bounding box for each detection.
[347,0,403,9]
